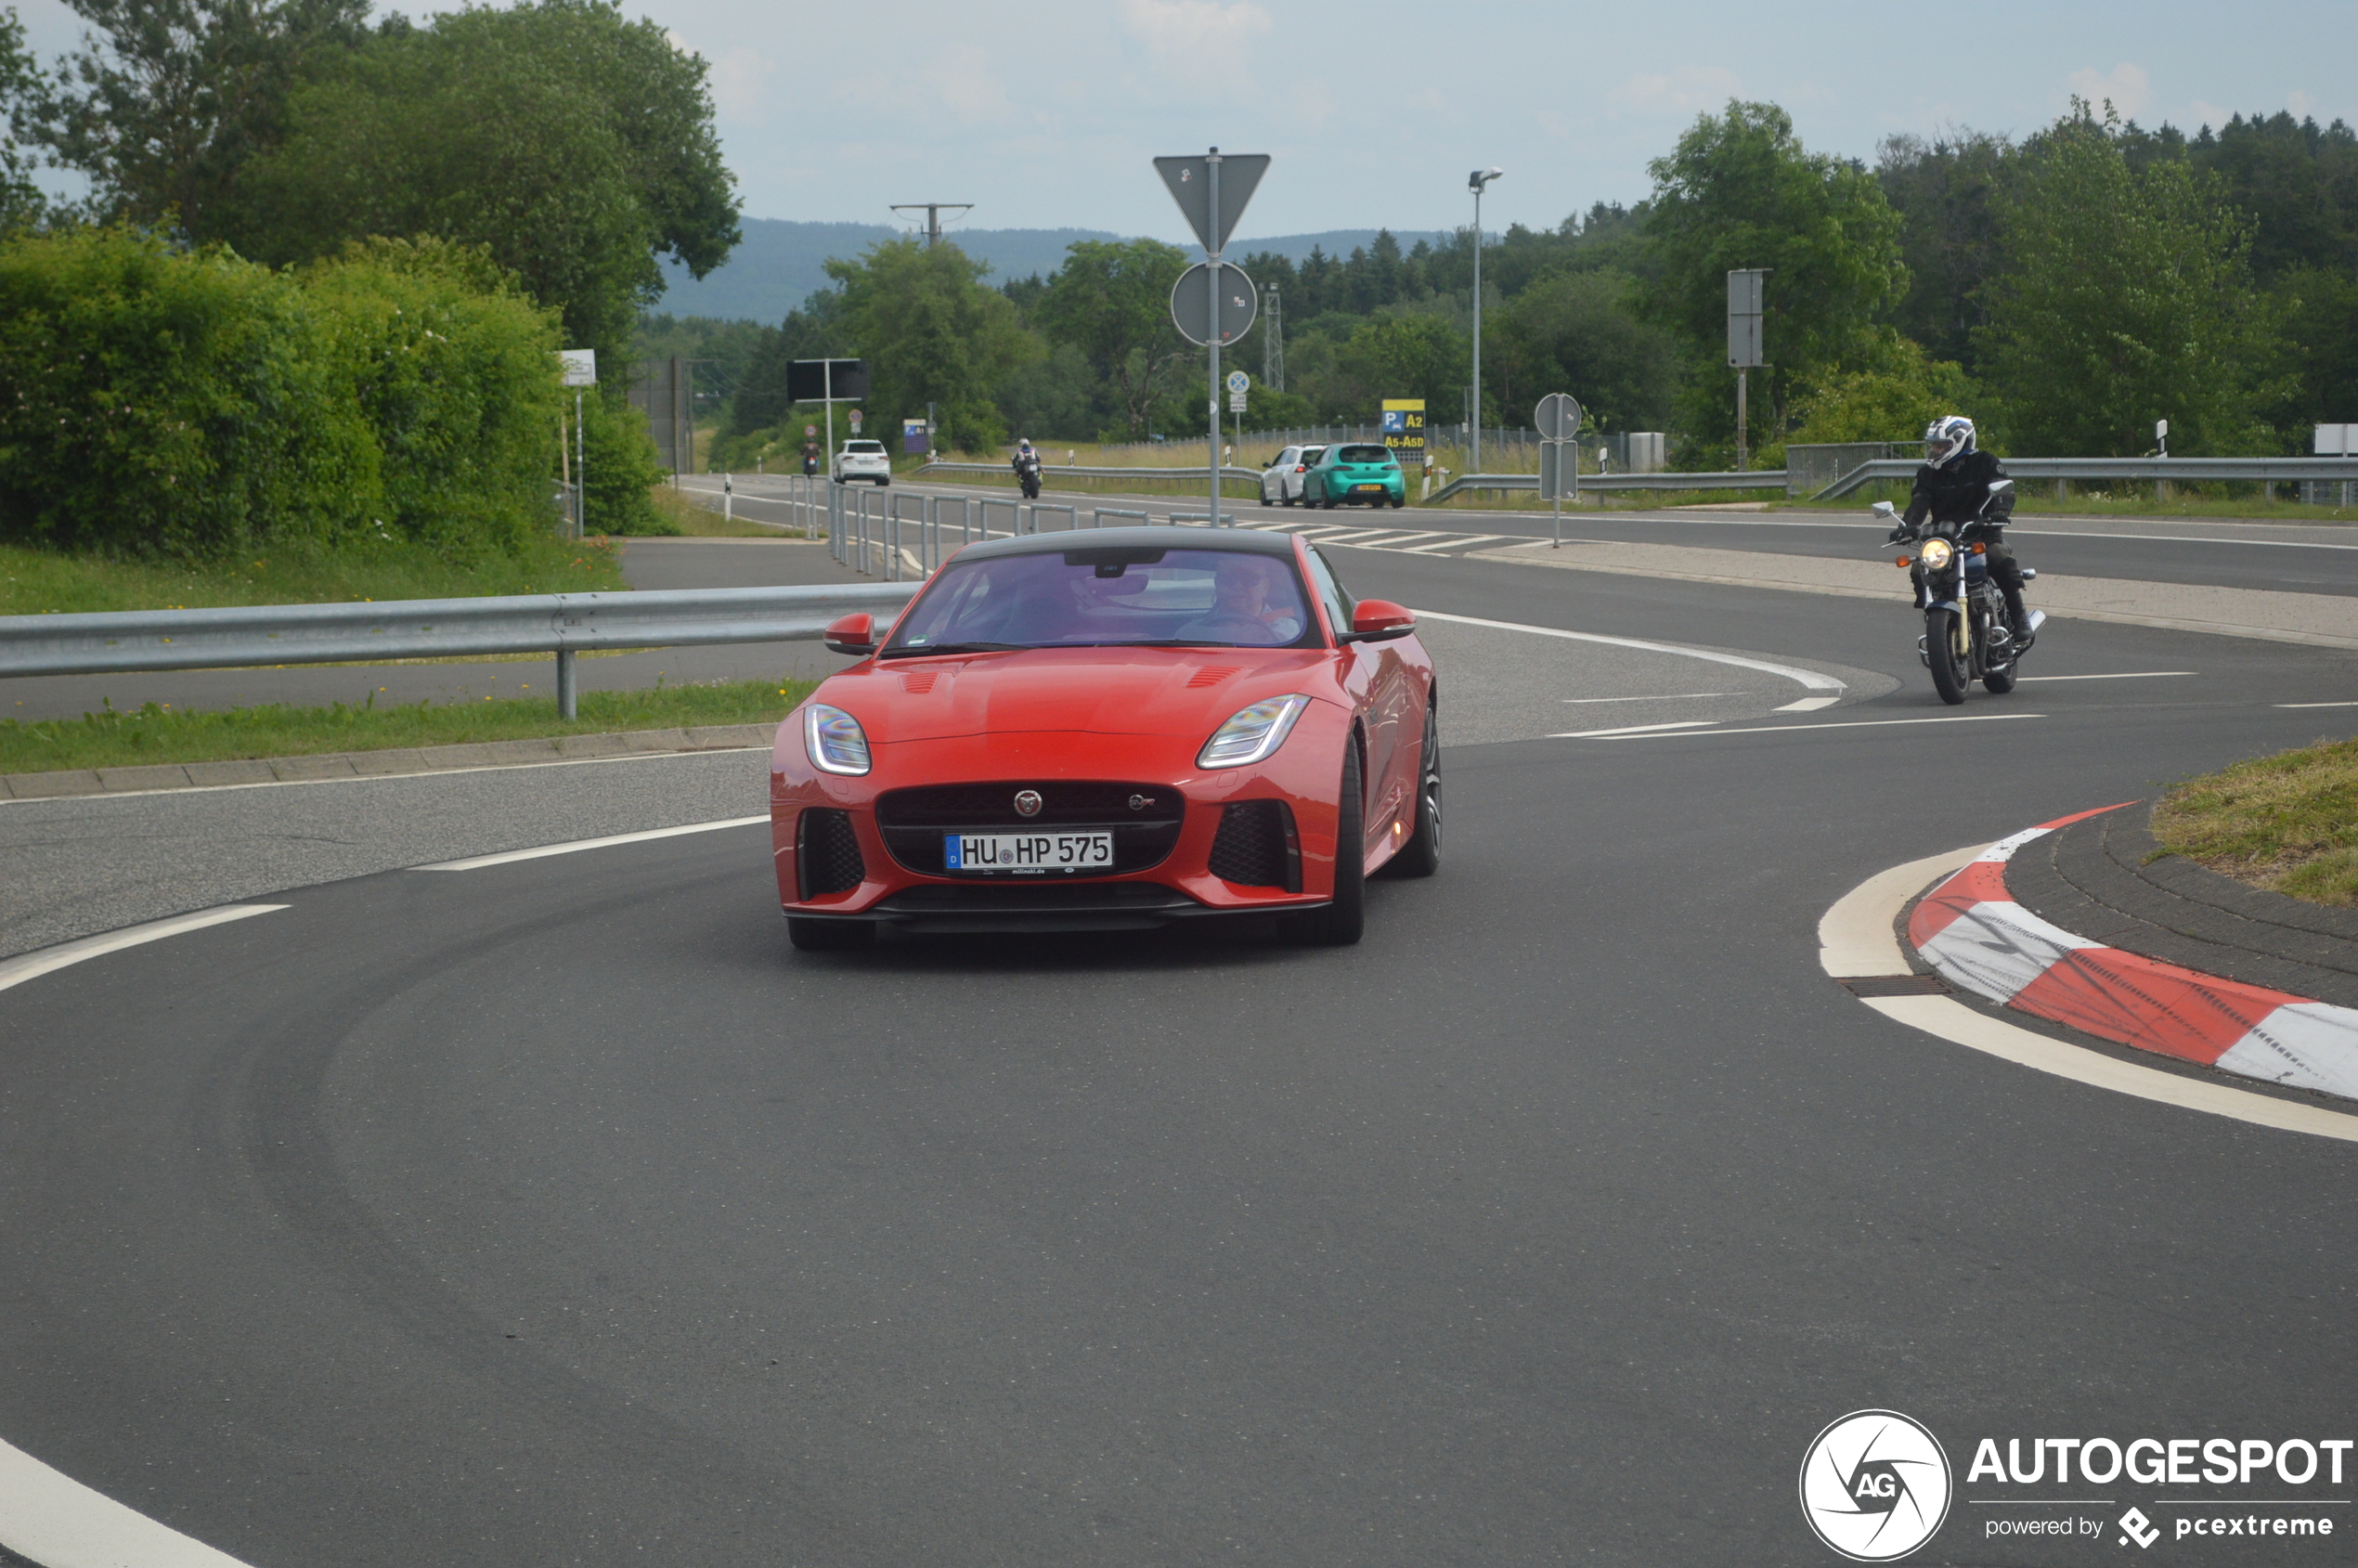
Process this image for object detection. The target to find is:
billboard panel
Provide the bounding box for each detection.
[1380,399,1426,468]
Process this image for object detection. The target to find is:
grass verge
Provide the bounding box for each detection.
[0,678,818,775]
[2,534,629,617]
[2152,736,2358,906]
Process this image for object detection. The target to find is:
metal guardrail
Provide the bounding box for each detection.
[1811,455,2358,501]
[1427,470,1790,504]
[915,460,1264,485]
[0,584,920,718]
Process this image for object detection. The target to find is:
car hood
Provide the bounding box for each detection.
[820,645,1335,741]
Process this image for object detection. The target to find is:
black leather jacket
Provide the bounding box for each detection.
[1903,449,2008,529]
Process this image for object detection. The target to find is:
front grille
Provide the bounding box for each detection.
[875,781,1184,877]
[797,808,865,897]
[1207,799,1299,890]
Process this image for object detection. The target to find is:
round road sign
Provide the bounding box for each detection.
[1226,370,1250,394]
[1535,393,1583,441]
[1170,262,1258,347]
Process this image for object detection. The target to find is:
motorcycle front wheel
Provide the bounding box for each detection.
[1925,609,1971,705]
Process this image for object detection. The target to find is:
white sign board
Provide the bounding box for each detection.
[560,349,597,387]
[2315,424,2356,456]
[1229,391,1249,412]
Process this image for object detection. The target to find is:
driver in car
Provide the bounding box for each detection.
[1177,556,1305,645]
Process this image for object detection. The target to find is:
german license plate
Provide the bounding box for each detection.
[1353,484,1383,493]
[944,831,1114,873]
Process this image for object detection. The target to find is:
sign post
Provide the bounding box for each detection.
[560,350,597,538]
[1158,147,1270,527]
[1227,369,1250,457]
[1535,392,1582,550]
[1726,269,1766,472]
[1381,399,1426,471]
[787,359,870,476]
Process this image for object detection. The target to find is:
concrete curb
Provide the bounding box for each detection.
[0,722,780,802]
[1908,805,2358,1102]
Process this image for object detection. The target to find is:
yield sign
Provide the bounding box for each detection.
[1154,149,1270,256]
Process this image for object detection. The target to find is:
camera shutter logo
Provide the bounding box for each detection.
[1798,1410,1952,1561]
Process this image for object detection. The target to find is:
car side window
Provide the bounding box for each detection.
[1305,548,1353,637]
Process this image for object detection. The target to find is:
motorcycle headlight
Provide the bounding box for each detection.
[1918,538,1953,570]
[1198,694,1311,770]
[803,704,872,775]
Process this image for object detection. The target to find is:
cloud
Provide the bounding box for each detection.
[1607,66,1743,115]
[2066,62,2151,118]
[705,45,779,120]
[1120,0,1275,57]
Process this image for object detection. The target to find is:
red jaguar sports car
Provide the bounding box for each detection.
[769,526,1439,949]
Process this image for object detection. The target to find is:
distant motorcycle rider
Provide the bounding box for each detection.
[1013,437,1043,499]
[1894,415,2034,648]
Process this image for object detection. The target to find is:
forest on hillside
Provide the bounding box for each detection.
[686,101,2358,472]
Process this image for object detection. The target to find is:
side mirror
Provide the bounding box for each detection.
[1341,599,1415,643]
[1987,478,2014,495]
[1872,500,1898,518]
[823,612,877,655]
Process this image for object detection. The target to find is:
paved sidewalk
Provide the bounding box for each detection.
[1469,538,2358,649]
[0,721,778,800]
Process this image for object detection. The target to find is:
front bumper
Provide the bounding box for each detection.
[771,720,1351,929]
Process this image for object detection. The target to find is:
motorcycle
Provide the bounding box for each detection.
[1014,452,1043,500]
[1875,478,2044,706]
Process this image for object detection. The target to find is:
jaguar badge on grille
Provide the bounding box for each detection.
[1013,789,1043,817]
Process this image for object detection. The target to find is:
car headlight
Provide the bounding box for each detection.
[1198,694,1311,770]
[1918,538,1953,570]
[804,704,872,775]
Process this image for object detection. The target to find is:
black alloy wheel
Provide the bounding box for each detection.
[1387,693,1442,878]
[1293,742,1366,945]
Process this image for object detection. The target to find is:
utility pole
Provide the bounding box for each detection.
[889,203,973,247]
[1468,167,1503,473]
[1263,282,1284,393]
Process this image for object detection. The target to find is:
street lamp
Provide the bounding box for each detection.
[1468,166,1503,473]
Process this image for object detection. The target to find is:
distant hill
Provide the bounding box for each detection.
[653,220,1457,324]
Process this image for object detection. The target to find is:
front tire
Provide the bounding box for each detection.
[1926,609,1970,706]
[788,917,875,952]
[1295,742,1366,945]
[1387,693,1442,878]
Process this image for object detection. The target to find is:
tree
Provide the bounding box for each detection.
[1877,129,2014,372]
[1336,313,1466,416]
[1032,238,1190,439]
[826,238,1036,454]
[1787,334,1973,446]
[225,0,737,371]
[1,6,46,231]
[23,0,367,240]
[1493,269,1676,434]
[1978,104,2290,455]
[1639,100,1908,442]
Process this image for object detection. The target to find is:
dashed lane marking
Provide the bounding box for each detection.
[411,814,771,871]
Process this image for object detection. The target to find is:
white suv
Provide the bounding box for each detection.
[835,439,891,485]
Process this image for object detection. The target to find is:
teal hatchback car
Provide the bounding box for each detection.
[1304,443,1407,509]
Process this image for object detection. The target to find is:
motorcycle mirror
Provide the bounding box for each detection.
[1987,478,2014,495]
[1872,501,1898,518]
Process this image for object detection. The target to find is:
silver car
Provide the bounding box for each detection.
[835,439,892,485]
[1256,444,1326,507]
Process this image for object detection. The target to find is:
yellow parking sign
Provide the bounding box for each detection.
[1380,399,1426,468]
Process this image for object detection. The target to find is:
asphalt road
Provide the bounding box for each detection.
[4,539,2356,1566]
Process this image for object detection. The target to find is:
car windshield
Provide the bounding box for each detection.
[845,441,884,453]
[884,547,1316,654]
[1337,446,1393,464]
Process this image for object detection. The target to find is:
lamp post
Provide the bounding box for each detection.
[1468,166,1503,473]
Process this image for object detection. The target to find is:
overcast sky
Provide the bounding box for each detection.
[13,0,2355,244]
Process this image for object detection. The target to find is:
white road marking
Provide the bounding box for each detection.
[1578,713,2044,739]
[1773,695,1844,713]
[2277,701,2358,708]
[1561,692,1732,704]
[410,814,770,870]
[0,744,776,806]
[0,1437,259,1568]
[1820,845,2358,1144]
[0,904,287,995]
[1397,534,1512,552]
[1549,719,1721,738]
[1410,609,1847,699]
[2015,671,2196,681]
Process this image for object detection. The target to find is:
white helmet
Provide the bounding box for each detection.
[1924,415,1976,468]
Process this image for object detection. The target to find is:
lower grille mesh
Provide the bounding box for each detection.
[1208,800,1298,890]
[798,809,865,897]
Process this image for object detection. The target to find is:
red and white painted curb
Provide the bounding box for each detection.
[1909,805,2358,1102]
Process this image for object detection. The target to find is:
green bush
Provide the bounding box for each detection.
[0,227,573,561]
[0,227,375,556]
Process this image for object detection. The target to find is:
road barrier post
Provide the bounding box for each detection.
[556,647,577,719]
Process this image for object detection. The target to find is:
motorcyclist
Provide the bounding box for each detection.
[1012,438,1042,499]
[1892,415,2033,648]
[801,436,820,477]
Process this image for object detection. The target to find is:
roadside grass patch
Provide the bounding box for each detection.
[0,678,818,774]
[2153,736,2358,906]
[0,535,628,617]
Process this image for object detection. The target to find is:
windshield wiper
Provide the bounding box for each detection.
[878,641,1028,659]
